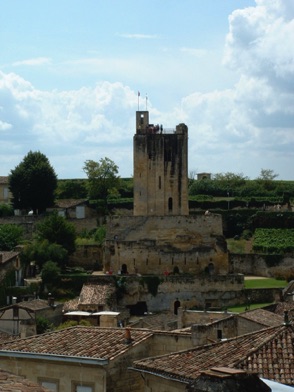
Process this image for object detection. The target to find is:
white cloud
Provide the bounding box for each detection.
[12,57,51,67]
[0,1,294,180]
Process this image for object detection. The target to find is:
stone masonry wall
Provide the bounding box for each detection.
[104,214,228,275]
[118,275,244,312]
[229,253,294,277]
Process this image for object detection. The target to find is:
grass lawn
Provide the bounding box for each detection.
[227,303,274,313]
[227,238,248,253]
[244,278,287,289]
[227,278,288,313]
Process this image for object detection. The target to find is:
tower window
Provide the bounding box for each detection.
[168,197,173,212]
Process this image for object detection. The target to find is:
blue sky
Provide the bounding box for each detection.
[1,0,294,180]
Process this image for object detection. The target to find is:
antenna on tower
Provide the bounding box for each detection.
[138,91,140,110]
[146,93,148,110]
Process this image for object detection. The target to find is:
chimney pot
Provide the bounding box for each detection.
[124,328,133,344]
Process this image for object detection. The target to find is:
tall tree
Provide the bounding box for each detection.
[83,157,120,200]
[9,151,57,213]
[256,169,279,191]
[257,169,279,181]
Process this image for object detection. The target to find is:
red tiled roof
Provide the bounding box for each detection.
[0,369,50,391]
[133,324,294,386]
[128,311,178,330]
[0,326,153,361]
[16,299,56,311]
[238,308,283,327]
[63,283,116,311]
[54,199,87,209]
[0,252,19,264]
[271,302,294,319]
[0,333,19,348]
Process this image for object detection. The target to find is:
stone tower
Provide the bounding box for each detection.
[133,111,189,216]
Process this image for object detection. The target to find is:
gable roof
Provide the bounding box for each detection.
[0,252,19,264]
[0,326,153,363]
[128,311,178,330]
[132,323,294,386]
[13,299,54,311]
[269,302,294,319]
[54,199,87,209]
[237,308,284,327]
[63,282,116,311]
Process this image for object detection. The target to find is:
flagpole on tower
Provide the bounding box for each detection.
[146,93,148,110]
[138,91,140,110]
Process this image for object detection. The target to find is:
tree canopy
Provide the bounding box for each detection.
[0,224,23,251]
[35,212,76,255]
[55,179,87,199]
[21,239,68,270]
[9,151,57,213]
[188,169,292,199]
[257,169,279,181]
[83,157,120,200]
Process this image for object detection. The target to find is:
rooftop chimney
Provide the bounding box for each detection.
[124,328,133,345]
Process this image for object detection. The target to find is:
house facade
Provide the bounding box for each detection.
[0,326,154,392]
[132,321,294,389]
[0,176,11,204]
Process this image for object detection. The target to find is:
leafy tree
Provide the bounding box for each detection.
[36,316,54,334]
[55,179,87,199]
[83,157,120,200]
[9,151,57,214]
[256,169,279,192]
[0,224,23,250]
[41,260,61,288]
[0,204,14,217]
[36,212,76,254]
[257,169,279,181]
[21,239,68,270]
[189,178,217,197]
[213,172,249,188]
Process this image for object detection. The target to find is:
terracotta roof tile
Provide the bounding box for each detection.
[55,199,87,209]
[0,368,50,391]
[271,303,294,319]
[238,308,283,327]
[133,324,294,386]
[0,252,19,264]
[63,283,116,311]
[0,332,19,347]
[15,299,53,311]
[128,311,178,330]
[0,326,153,361]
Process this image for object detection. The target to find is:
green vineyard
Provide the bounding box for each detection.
[253,228,294,254]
